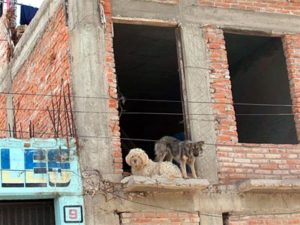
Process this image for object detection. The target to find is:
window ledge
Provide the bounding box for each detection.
[239,179,300,193]
[121,175,210,192]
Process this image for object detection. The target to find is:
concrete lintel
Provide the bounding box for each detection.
[111,0,179,22]
[239,179,300,193]
[121,176,209,192]
[10,0,63,78]
[184,6,300,34]
[111,0,300,34]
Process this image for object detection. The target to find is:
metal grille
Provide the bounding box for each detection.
[0,200,55,225]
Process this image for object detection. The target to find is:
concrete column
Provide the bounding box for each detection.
[200,213,223,225]
[179,24,218,183]
[67,1,118,224]
[67,0,115,176]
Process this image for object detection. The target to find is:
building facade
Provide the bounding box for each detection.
[1,0,300,224]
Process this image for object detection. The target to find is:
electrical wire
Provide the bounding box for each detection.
[0,106,297,117]
[0,129,297,149]
[0,91,295,107]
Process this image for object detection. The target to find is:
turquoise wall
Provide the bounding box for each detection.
[0,138,84,225]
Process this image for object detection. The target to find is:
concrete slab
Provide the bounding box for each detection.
[239,179,300,193]
[121,175,209,192]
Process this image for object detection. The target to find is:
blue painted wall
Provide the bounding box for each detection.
[0,138,84,225]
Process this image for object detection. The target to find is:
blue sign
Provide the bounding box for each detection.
[0,138,82,196]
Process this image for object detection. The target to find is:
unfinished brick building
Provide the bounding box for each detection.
[1,0,300,224]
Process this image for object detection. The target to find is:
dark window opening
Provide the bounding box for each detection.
[113,24,185,172]
[0,199,55,225]
[224,33,297,144]
[222,212,229,225]
[0,3,3,17]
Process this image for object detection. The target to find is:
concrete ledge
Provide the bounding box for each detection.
[121,175,209,192]
[239,179,300,193]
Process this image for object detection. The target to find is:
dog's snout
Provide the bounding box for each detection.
[133,159,137,163]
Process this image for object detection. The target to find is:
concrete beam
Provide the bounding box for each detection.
[111,0,179,23]
[239,179,300,193]
[183,6,300,34]
[121,176,209,192]
[111,0,300,34]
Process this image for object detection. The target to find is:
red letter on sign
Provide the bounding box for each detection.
[69,209,78,219]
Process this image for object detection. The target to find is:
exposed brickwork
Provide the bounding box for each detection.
[203,26,238,145]
[0,95,7,137]
[229,214,300,225]
[283,34,300,139]
[217,144,300,183]
[199,0,300,16]
[0,15,12,67]
[103,0,123,174]
[120,212,200,225]
[12,6,71,138]
[205,26,300,183]
[0,13,13,138]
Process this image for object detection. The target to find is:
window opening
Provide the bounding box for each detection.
[224,32,297,144]
[113,24,185,171]
[0,199,55,225]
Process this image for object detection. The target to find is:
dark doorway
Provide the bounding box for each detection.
[113,24,185,171]
[0,199,55,225]
[224,33,298,144]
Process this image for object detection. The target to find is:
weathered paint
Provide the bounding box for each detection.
[0,138,85,225]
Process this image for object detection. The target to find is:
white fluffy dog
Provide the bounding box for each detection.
[125,148,182,178]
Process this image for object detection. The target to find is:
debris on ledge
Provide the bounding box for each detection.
[121,176,210,192]
[239,179,300,193]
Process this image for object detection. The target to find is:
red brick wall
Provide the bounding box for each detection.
[120,212,200,225]
[229,214,300,225]
[204,26,300,183]
[12,6,71,139]
[0,15,12,67]
[199,0,300,16]
[103,0,123,174]
[0,14,12,138]
[0,95,7,137]
[283,34,300,138]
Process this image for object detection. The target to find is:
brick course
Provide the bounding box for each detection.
[199,0,300,16]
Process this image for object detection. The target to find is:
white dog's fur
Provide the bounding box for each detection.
[125,148,182,178]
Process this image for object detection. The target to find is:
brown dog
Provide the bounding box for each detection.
[154,136,204,178]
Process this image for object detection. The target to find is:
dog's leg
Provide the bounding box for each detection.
[189,158,197,178]
[180,156,188,178]
[156,151,168,162]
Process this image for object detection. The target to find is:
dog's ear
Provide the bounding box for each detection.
[198,141,204,147]
[183,141,192,149]
[125,152,132,166]
[140,150,149,164]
